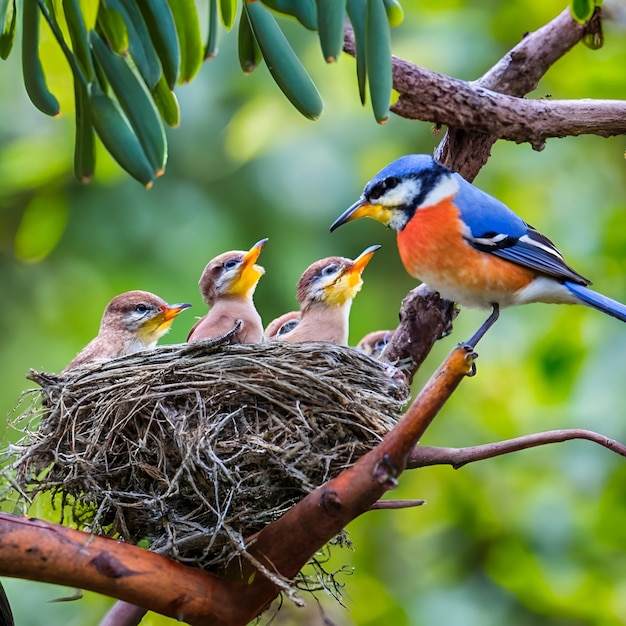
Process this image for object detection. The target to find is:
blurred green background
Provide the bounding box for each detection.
[1,1,626,624]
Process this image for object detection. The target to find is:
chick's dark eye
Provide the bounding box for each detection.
[321,264,338,276]
[134,303,148,313]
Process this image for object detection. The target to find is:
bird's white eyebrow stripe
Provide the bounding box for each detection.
[374,177,422,206]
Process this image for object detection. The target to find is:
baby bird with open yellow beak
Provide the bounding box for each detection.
[277,245,380,345]
[188,238,268,344]
[64,291,191,372]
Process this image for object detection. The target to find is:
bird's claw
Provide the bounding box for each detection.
[456,343,478,376]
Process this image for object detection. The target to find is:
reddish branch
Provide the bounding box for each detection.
[0,514,239,624]
[0,345,475,625]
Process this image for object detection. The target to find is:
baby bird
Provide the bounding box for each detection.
[64,290,191,372]
[188,238,268,344]
[356,329,395,359]
[278,245,380,345]
[264,310,301,340]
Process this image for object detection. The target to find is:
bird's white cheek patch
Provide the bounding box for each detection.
[418,174,459,209]
[378,178,422,207]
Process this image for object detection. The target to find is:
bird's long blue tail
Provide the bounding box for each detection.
[565,282,626,322]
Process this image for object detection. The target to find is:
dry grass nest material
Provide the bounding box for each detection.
[9,334,409,573]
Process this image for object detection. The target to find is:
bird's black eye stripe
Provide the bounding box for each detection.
[134,303,148,313]
[368,176,400,200]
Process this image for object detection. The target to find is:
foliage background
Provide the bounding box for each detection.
[1,0,625,624]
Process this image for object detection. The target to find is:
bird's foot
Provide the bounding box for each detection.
[463,303,500,351]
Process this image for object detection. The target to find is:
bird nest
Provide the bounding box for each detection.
[6,334,409,578]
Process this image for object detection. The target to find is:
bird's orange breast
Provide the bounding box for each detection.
[396,198,535,306]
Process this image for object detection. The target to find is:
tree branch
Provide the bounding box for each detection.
[382,285,458,384]
[1,345,476,626]
[369,499,426,510]
[407,428,626,469]
[100,602,146,626]
[392,83,626,149]
[344,8,611,181]
[435,7,600,178]
[0,513,243,625]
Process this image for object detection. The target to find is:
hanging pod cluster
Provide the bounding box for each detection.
[4,0,403,185]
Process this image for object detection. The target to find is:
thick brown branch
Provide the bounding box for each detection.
[407,428,626,469]
[344,9,609,181]
[0,514,244,626]
[392,80,626,148]
[1,346,475,626]
[435,8,596,177]
[382,285,458,384]
[475,10,587,94]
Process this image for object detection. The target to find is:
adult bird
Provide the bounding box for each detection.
[64,291,191,372]
[188,238,268,344]
[264,310,301,340]
[331,154,626,346]
[277,245,380,345]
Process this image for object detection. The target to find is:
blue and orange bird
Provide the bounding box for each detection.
[331,154,626,346]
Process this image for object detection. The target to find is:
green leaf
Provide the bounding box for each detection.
[245,1,323,120]
[570,0,594,24]
[219,0,236,30]
[582,28,603,50]
[365,0,391,123]
[0,0,16,59]
[383,0,403,27]
[168,0,204,83]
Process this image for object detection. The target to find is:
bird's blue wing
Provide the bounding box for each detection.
[453,174,590,285]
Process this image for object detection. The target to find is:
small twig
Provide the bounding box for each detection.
[369,499,425,510]
[407,428,626,470]
[99,602,146,626]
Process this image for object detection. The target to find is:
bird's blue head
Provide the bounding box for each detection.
[330,155,457,233]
